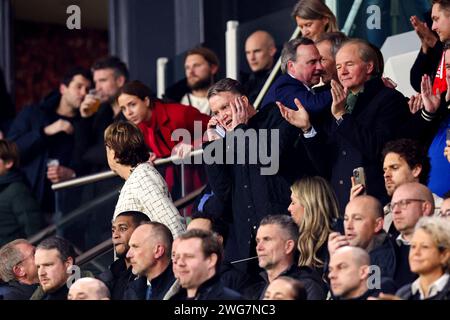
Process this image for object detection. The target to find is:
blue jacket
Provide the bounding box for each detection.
[261,74,331,115]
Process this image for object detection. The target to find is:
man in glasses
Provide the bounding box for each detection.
[0,239,39,300]
[391,182,434,288]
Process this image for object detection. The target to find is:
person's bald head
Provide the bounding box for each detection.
[344,196,384,250]
[391,182,434,240]
[245,30,277,72]
[68,278,110,300]
[126,222,173,278]
[328,246,370,299]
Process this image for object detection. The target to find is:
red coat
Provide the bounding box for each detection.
[137,101,210,195]
[138,101,210,158]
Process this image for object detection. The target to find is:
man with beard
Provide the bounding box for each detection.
[165,47,219,115]
[98,211,149,300]
[7,67,91,213]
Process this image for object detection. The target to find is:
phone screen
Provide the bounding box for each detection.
[215,125,226,138]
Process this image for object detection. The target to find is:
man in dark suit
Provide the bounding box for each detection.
[278,39,410,213]
[261,37,331,115]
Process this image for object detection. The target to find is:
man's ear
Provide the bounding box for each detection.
[374,217,384,233]
[154,244,165,259]
[210,64,219,76]
[411,164,422,180]
[207,253,218,271]
[422,201,434,217]
[287,60,295,75]
[240,95,250,107]
[12,264,25,278]
[65,256,74,270]
[116,75,126,88]
[366,62,375,76]
[360,265,370,281]
[59,84,67,95]
[4,160,14,170]
[269,45,277,57]
[285,239,296,255]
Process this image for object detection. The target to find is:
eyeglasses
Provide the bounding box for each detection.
[388,199,426,211]
[15,249,35,267]
[440,209,450,218]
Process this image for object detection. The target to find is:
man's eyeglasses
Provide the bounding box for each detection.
[14,249,35,267]
[440,209,450,218]
[388,199,426,211]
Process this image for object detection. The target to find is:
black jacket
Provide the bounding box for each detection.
[97,258,135,300]
[301,77,410,213]
[245,264,326,300]
[0,281,38,300]
[410,38,443,93]
[123,264,176,300]
[368,232,398,280]
[204,103,315,264]
[0,170,42,246]
[170,274,243,300]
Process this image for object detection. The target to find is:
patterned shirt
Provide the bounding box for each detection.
[113,162,185,238]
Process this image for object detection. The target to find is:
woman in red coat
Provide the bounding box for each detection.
[117,80,210,197]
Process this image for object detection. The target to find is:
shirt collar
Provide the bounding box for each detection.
[411,273,450,299]
[287,73,315,93]
[396,233,410,246]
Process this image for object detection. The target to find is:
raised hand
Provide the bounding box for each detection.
[44,119,74,136]
[408,94,423,115]
[276,98,311,131]
[410,15,438,52]
[230,96,250,130]
[47,165,75,183]
[349,176,365,201]
[206,116,222,142]
[331,79,348,119]
[328,232,350,257]
[421,74,441,114]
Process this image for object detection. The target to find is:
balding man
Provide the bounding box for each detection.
[124,222,176,300]
[328,246,377,300]
[328,196,397,279]
[243,30,278,103]
[391,182,434,288]
[68,278,110,300]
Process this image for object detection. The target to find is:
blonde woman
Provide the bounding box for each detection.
[288,176,340,275]
[292,0,339,42]
[395,217,450,300]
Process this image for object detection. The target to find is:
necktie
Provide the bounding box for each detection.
[146,284,153,300]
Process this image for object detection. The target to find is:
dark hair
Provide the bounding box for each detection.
[382,139,431,185]
[104,121,150,167]
[92,56,129,81]
[117,211,150,226]
[178,229,223,273]
[117,80,155,109]
[140,221,174,259]
[315,32,349,57]
[433,0,450,11]
[186,47,220,68]
[207,78,245,99]
[273,276,307,300]
[280,37,315,73]
[259,215,299,243]
[190,212,230,245]
[337,39,381,75]
[37,237,76,264]
[61,66,92,87]
[0,140,19,169]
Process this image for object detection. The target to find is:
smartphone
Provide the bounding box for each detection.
[215,125,226,138]
[353,167,367,195]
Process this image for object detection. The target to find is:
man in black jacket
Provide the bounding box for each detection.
[0,239,39,300]
[97,211,149,300]
[204,78,313,272]
[247,215,326,300]
[171,229,242,300]
[123,222,176,300]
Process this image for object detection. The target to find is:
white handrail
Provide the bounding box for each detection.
[225,20,239,80]
[156,57,169,99]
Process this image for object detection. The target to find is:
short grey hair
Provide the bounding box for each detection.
[280,37,315,74]
[315,32,349,58]
[414,216,450,271]
[259,215,299,243]
[0,239,30,282]
[207,78,244,100]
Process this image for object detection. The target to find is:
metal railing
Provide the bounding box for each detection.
[76,184,206,267]
[52,149,204,191]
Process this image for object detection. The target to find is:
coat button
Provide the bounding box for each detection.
[248,205,252,209]
[244,185,248,189]
[342,151,347,156]
[339,180,344,185]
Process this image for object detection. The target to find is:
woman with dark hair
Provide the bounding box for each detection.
[292,0,339,42]
[117,80,210,195]
[117,80,210,160]
[104,121,185,238]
